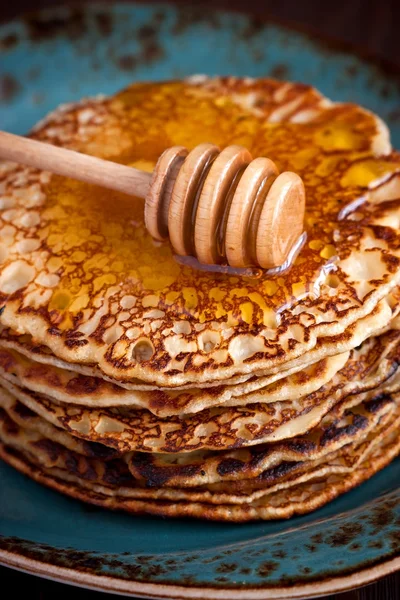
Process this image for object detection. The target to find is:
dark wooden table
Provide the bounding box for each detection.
[0,1,399,598]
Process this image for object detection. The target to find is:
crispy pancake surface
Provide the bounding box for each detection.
[0,329,399,454]
[1,78,400,385]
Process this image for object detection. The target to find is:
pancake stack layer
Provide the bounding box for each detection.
[1,77,400,521]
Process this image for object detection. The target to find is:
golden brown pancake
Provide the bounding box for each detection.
[0,328,398,454]
[0,330,349,412]
[0,292,397,416]
[1,79,400,386]
[0,382,395,490]
[0,393,398,520]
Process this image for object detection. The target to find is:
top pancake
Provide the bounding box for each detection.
[1,77,400,385]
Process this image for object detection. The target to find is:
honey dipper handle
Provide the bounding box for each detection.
[0,130,152,199]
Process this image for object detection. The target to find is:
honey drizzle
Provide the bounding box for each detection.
[176,231,308,279]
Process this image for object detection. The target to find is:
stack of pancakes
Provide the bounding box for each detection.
[1,77,400,521]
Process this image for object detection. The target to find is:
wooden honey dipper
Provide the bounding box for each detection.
[0,131,305,269]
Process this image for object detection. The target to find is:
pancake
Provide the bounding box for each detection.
[127,387,400,488]
[2,282,399,396]
[0,401,394,503]
[0,328,398,454]
[0,293,396,417]
[0,332,350,412]
[0,394,398,520]
[1,78,400,386]
[0,382,396,490]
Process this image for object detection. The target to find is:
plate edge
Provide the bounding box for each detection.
[0,548,399,599]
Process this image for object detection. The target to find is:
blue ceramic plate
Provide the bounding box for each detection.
[0,3,399,598]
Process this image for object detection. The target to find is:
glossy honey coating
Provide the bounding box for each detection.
[1,77,400,386]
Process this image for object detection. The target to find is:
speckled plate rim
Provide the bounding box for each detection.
[0,550,399,598]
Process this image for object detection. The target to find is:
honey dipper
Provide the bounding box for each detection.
[0,131,305,269]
